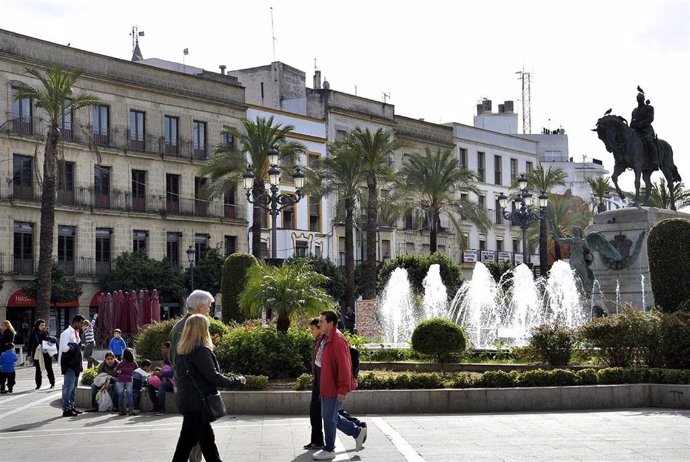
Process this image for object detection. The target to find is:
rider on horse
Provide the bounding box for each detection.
[630,87,659,169]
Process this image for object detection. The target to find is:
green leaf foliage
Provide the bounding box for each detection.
[221,252,258,323]
[24,261,82,303]
[286,255,345,304]
[378,253,463,297]
[411,318,467,363]
[529,323,576,367]
[134,317,230,361]
[100,252,186,303]
[186,247,225,296]
[659,311,690,369]
[648,218,690,312]
[215,326,313,379]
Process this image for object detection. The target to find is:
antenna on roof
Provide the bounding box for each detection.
[270,6,277,62]
[383,92,391,104]
[130,26,145,61]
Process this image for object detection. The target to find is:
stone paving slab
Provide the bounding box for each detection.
[1,365,689,461]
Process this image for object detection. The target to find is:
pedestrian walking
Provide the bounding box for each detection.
[0,342,17,393]
[26,319,56,389]
[304,318,325,450]
[1,320,16,352]
[82,314,98,368]
[59,315,85,417]
[171,314,246,462]
[312,310,366,460]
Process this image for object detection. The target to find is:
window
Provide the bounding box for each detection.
[164,116,179,155]
[281,195,296,229]
[422,243,430,254]
[381,239,391,261]
[131,170,146,212]
[133,230,148,254]
[496,239,504,252]
[13,222,34,274]
[281,152,296,183]
[224,236,237,256]
[194,234,209,262]
[479,240,486,252]
[314,244,322,258]
[60,99,73,141]
[57,161,75,205]
[510,158,518,183]
[166,232,180,266]
[404,210,414,229]
[459,148,468,170]
[336,129,347,140]
[309,195,321,232]
[192,120,207,159]
[10,86,32,134]
[460,193,469,220]
[166,174,180,214]
[58,226,75,274]
[95,228,112,275]
[94,165,111,208]
[129,110,145,151]
[494,155,502,185]
[406,242,415,254]
[13,154,33,200]
[296,240,308,257]
[526,161,534,174]
[339,236,346,266]
[478,194,486,211]
[495,198,503,225]
[260,242,269,259]
[91,104,109,146]
[513,239,520,254]
[222,131,234,147]
[194,177,207,216]
[224,190,237,219]
[477,152,486,182]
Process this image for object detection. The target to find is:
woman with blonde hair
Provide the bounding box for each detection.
[172,314,246,462]
[1,320,16,352]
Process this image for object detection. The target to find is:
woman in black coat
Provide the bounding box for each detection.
[26,319,56,389]
[1,320,16,352]
[171,314,246,462]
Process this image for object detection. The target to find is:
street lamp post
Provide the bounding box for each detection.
[498,174,548,270]
[242,147,305,260]
[186,245,196,290]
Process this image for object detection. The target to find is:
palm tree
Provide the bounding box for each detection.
[587,177,611,213]
[200,116,305,258]
[400,147,491,253]
[239,261,333,332]
[13,66,98,323]
[305,146,364,312]
[641,178,690,210]
[546,192,592,262]
[340,128,408,299]
[522,164,567,274]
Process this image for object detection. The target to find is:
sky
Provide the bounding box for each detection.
[3,0,690,194]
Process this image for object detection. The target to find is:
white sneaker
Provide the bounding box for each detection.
[312,449,336,460]
[355,426,367,450]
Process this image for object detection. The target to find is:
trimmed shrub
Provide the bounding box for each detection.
[475,370,517,388]
[660,311,690,369]
[597,367,640,384]
[241,375,269,391]
[215,326,312,379]
[81,366,98,386]
[221,253,258,323]
[286,256,345,304]
[528,323,575,367]
[411,318,467,363]
[361,348,420,362]
[377,252,463,296]
[294,373,313,391]
[648,218,690,312]
[575,368,599,385]
[134,317,230,360]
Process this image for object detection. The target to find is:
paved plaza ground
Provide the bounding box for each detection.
[1,365,689,461]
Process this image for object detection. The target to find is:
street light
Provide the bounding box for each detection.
[242,146,305,260]
[186,245,196,290]
[497,174,548,270]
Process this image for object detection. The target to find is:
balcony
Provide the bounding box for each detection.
[12,255,34,275]
[58,259,75,275]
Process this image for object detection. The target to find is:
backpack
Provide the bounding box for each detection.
[349,345,360,379]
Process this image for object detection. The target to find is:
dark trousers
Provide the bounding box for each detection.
[172,411,222,462]
[0,371,16,391]
[309,367,324,445]
[133,378,144,409]
[34,353,55,387]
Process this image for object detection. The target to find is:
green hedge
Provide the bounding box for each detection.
[648,218,690,312]
[377,252,463,296]
[221,253,258,323]
[529,323,576,367]
[134,316,231,360]
[411,318,467,363]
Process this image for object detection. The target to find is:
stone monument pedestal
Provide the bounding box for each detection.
[586,207,690,313]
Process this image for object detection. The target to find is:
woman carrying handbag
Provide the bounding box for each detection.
[171,314,246,462]
[26,319,56,389]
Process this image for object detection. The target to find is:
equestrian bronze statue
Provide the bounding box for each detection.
[593,86,682,210]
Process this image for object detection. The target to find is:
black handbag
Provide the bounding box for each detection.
[181,356,226,422]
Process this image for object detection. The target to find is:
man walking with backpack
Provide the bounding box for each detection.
[312,310,366,460]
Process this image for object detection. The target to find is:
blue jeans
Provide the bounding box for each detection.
[158,381,174,411]
[62,369,79,412]
[320,397,360,452]
[115,382,134,409]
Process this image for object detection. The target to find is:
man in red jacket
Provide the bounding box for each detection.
[312,310,366,460]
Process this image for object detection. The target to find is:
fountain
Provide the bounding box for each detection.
[377,261,589,349]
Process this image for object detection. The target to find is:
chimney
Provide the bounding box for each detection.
[504,100,514,112]
[313,70,322,89]
[498,104,505,114]
[219,65,226,75]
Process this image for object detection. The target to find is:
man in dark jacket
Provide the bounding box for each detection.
[59,315,85,417]
[312,310,366,460]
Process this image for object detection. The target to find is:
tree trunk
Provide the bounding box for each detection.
[251,180,265,259]
[37,128,59,327]
[363,175,378,299]
[429,209,438,254]
[539,215,548,276]
[344,199,355,313]
[276,311,290,332]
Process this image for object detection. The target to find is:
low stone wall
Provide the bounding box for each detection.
[76,384,690,415]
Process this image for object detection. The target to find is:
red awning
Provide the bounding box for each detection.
[6,290,79,308]
[90,291,104,307]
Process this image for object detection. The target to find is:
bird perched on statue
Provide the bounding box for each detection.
[637,85,644,94]
[604,108,612,115]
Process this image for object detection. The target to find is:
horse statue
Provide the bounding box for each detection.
[593,113,682,210]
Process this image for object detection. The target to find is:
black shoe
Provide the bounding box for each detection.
[62,410,77,417]
[35,385,41,390]
[7,389,12,393]
[50,384,55,389]
[70,408,83,414]
[0,390,7,394]
[303,443,324,450]
[360,422,367,428]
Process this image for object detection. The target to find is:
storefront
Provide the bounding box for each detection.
[5,290,80,341]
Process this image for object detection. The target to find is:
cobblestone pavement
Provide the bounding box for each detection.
[1,365,689,461]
